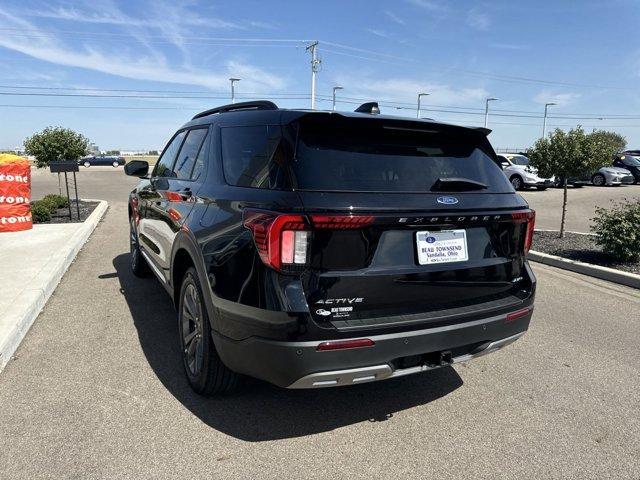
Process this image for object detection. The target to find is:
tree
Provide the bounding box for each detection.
[588,130,626,157]
[106,150,121,156]
[23,127,89,168]
[528,127,620,238]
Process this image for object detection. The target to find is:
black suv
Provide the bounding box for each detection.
[614,153,640,184]
[125,101,536,394]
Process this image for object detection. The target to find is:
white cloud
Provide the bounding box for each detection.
[488,43,529,50]
[24,3,241,29]
[383,10,405,25]
[0,6,286,93]
[366,29,393,39]
[533,91,581,107]
[335,75,488,107]
[466,8,490,30]
[406,0,450,13]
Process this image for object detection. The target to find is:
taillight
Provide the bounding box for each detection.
[243,211,375,271]
[511,210,535,253]
[243,210,309,271]
[311,215,374,229]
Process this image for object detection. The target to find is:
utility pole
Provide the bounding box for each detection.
[484,97,498,128]
[542,102,556,138]
[417,92,429,118]
[229,78,240,104]
[306,41,320,109]
[332,86,343,111]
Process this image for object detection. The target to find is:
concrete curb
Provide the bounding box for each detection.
[528,250,640,289]
[0,200,108,372]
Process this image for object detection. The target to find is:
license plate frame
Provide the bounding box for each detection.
[416,230,469,265]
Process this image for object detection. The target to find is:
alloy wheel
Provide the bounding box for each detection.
[181,283,204,377]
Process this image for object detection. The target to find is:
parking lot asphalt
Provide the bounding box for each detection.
[520,183,640,233]
[1,168,638,479]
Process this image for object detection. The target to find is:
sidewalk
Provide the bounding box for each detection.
[0,200,108,371]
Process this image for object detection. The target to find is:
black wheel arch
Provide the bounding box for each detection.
[170,230,217,329]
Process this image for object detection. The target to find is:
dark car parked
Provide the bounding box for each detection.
[125,101,536,394]
[79,155,125,168]
[614,153,640,184]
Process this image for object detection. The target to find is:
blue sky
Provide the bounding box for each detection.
[1,0,639,151]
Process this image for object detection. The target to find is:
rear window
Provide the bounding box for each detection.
[290,116,512,193]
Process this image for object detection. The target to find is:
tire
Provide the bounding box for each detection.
[536,186,547,191]
[178,267,239,395]
[592,173,606,186]
[112,161,119,168]
[129,215,149,277]
[510,175,524,190]
[83,161,91,168]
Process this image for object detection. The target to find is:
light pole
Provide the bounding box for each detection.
[542,102,556,138]
[306,41,320,109]
[332,86,343,111]
[484,97,498,128]
[229,78,240,104]
[417,92,429,118]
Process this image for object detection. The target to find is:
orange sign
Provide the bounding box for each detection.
[0,154,32,232]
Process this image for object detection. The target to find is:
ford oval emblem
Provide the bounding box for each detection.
[437,196,459,205]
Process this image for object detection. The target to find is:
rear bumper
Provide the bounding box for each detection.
[212,306,533,388]
[524,179,552,187]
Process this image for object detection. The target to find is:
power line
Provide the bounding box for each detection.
[1,27,632,92]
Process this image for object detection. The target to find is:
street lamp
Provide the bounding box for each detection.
[332,86,343,111]
[484,97,498,128]
[229,78,240,104]
[542,102,556,138]
[417,92,429,118]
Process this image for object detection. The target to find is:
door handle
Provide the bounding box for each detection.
[177,188,192,199]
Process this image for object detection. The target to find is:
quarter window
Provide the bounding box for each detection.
[221,125,287,189]
[174,128,207,180]
[155,131,186,178]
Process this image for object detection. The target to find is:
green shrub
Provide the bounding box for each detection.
[38,198,61,213]
[31,201,52,223]
[591,200,640,262]
[41,194,69,209]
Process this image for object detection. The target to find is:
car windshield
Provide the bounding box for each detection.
[508,155,530,166]
[288,115,513,193]
[624,156,640,166]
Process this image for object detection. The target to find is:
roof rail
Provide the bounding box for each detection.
[191,100,278,120]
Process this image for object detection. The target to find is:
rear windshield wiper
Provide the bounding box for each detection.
[430,177,488,192]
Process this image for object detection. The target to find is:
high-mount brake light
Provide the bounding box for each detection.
[243,210,308,271]
[310,215,374,229]
[511,210,536,253]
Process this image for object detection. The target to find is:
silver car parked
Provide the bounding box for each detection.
[497,154,554,191]
[591,166,635,186]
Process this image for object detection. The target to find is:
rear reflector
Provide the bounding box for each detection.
[316,338,375,351]
[506,307,532,323]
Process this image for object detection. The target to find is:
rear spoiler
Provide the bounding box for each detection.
[473,127,492,136]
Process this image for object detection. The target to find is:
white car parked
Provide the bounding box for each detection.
[497,154,554,191]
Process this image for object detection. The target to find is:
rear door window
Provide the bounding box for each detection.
[290,116,512,193]
[173,128,208,180]
[220,125,288,188]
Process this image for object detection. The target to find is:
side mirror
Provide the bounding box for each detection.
[501,161,510,169]
[124,160,149,178]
